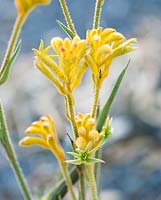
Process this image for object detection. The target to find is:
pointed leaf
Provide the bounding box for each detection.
[96,60,130,132]
[65,159,82,165]
[56,20,75,39]
[0,40,22,85]
[86,157,105,163]
[67,152,81,159]
[104,128,112,140]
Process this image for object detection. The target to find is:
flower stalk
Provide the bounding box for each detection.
[0,102,32,200]
[0,15,25,79]
[60,162,77,200]
[66,93,78,138]
[93,0,104,29]
[59,0,77,34]
[91,84,100,118]
[87,164,98,200]
[79,165,86,200]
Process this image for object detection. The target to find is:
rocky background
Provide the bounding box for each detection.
[0,0,161,200]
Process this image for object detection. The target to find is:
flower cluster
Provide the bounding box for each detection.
[75,113,103,152]
[85,27,137,86]
[34,36,87,95]
[33,27,136,96]
[66,113,105,165]
[15,0,50,16]
[19,115,65,162]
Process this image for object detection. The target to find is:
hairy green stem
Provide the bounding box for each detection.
[94,148,102,198]
[93,0,104,29]
[66,93,85,199]
[79,165,86,200]
[59,0,77,34]
[60,163,77,200]
[66,93,78,138]
[0,15,25,78]
[91,85,100,118]
[0,102,32,200]
[86,164,98,200]
[91,83,101,199]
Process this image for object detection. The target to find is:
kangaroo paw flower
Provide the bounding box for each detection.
[19,115,65,162]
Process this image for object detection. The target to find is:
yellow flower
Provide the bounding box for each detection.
[75,113,103,152]
[33,36,87,95]
[15,0,51,16]
[19,115,65,162]
[85,27,137,86]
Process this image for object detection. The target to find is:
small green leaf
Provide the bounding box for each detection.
[65,159,82,165]
[86,157,105,164]
[67,152,81,159]
[96,60,131,132]
[104,128,112,140]
[0,40,22,85]
[56,20,75,39]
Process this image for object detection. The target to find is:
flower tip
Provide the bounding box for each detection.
[33,48,40,56]
[25,127,32,134]
[19,137,29,146]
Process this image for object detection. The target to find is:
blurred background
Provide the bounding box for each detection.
[0,0,161,199]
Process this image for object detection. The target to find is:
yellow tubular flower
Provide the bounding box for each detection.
[86,27,137,86]
[33,36,87,96]
[15,0,50,16]
[75,113,103,152]
[19,115,65,162]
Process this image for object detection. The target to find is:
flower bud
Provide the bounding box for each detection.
[76,136,88,150]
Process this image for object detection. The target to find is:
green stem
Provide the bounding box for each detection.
[66,95,85,199]
[93,0,104,29]
[94,148,102,198]
[91,84,100,118]
[60,162,77,200]
[86,164,98,200]
[59,0,77,34]
[0,15,26,77]
[0,102,32,200]
[79,165,86,200]
[66,93,78,138]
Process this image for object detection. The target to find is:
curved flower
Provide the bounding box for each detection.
[15,0,50,16]
[85,27,137,86]
[33,36,87,95]
[19,115,65,162]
